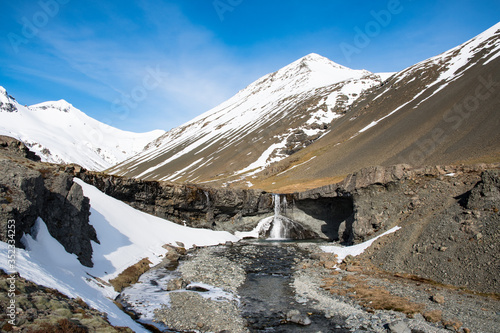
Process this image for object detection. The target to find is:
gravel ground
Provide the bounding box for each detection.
[154,246,249,333]
[295,242,500,333]
[293,243,452,333]
[179,246,246,293]
[151,241,499,333]
[156,291,247,333]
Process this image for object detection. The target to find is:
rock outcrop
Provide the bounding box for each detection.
[76,163,499,246]
[0,135,41,162]
[77,171,275,233]
[292,163,500,244]
[466,170,500,210]
[0,270,133,332]
[0,138,97,267]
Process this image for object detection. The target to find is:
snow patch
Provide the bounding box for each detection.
[320,226,401,263]
[0,180,239,331]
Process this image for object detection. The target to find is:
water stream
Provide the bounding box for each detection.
[119,196,345,331]
[119,240,349,332]
[269,194,286,239]
[237,194,316,240]
[216,241,346,332]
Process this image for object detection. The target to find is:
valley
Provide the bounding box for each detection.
[0,21,499,333]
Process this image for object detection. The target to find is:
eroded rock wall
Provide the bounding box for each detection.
[77,172,275,233]
[0,137,97,267]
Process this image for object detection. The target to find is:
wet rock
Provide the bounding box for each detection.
[186,284,211,292]
[387,320,411,333]
[286,309,311,326]
[166,278,189,291]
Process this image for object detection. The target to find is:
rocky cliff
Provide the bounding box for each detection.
[76,171,275,233]
[1,135,498,294]
[77,162,499,248]
[0,136,97,267]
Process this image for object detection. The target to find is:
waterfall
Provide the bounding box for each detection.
[204,190,210,207]
[269,194,287,239]
[235,194,316,240]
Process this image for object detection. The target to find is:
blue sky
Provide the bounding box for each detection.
[1,0,499,132]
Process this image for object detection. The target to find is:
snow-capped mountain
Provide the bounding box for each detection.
[0,88,165,171]
[250,22,500,191]
[110,23,500,191]
[108,53,389,184]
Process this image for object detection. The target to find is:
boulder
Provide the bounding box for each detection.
[286,309,311,326]
[467,170,500,210]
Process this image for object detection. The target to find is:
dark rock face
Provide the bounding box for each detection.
[75,163,498,248]
[38,172,96,267]
[0,138,96,267]
[77,172,275,232]
[0,159,44,245]
[288,196,354,242]
[291,164,413,243]
[467,170,500,210]
[0,135,41,161]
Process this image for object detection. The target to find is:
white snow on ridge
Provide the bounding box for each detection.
[356,22,500,136]
[0,89,165,171]
[110,53,383,181]
[0,180,239,331]
[376,72,396,81]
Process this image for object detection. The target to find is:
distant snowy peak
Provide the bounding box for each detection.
[0,86,18,113]
[31,100,76,113]
[246,53,373,97]
[0,87,165,170]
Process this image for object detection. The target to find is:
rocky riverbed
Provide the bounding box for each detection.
[118,240,499,333]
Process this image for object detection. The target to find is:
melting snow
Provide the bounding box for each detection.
[0,180,239,331]
[320,226,401,264]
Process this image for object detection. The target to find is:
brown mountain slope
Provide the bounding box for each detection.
[106,54,385,184]
[109,24,500,192]
[250,26,500,192]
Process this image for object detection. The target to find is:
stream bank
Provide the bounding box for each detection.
[117,240,500,333]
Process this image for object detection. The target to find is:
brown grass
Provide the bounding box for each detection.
[38,168,54,179]
[27,319,88,333]
[322,272,425,316]
[348,283,424,315]
[109,258,152,292]
[251,175,346,193]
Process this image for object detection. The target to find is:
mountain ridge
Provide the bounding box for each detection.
[252,21,500,192]
[107,52,387,184]
[0,88,165,171]
[109,20,500,191]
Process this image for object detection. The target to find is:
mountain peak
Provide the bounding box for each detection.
[0,86,18,113]
[297,53,349,70]
[31,99,75,113]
